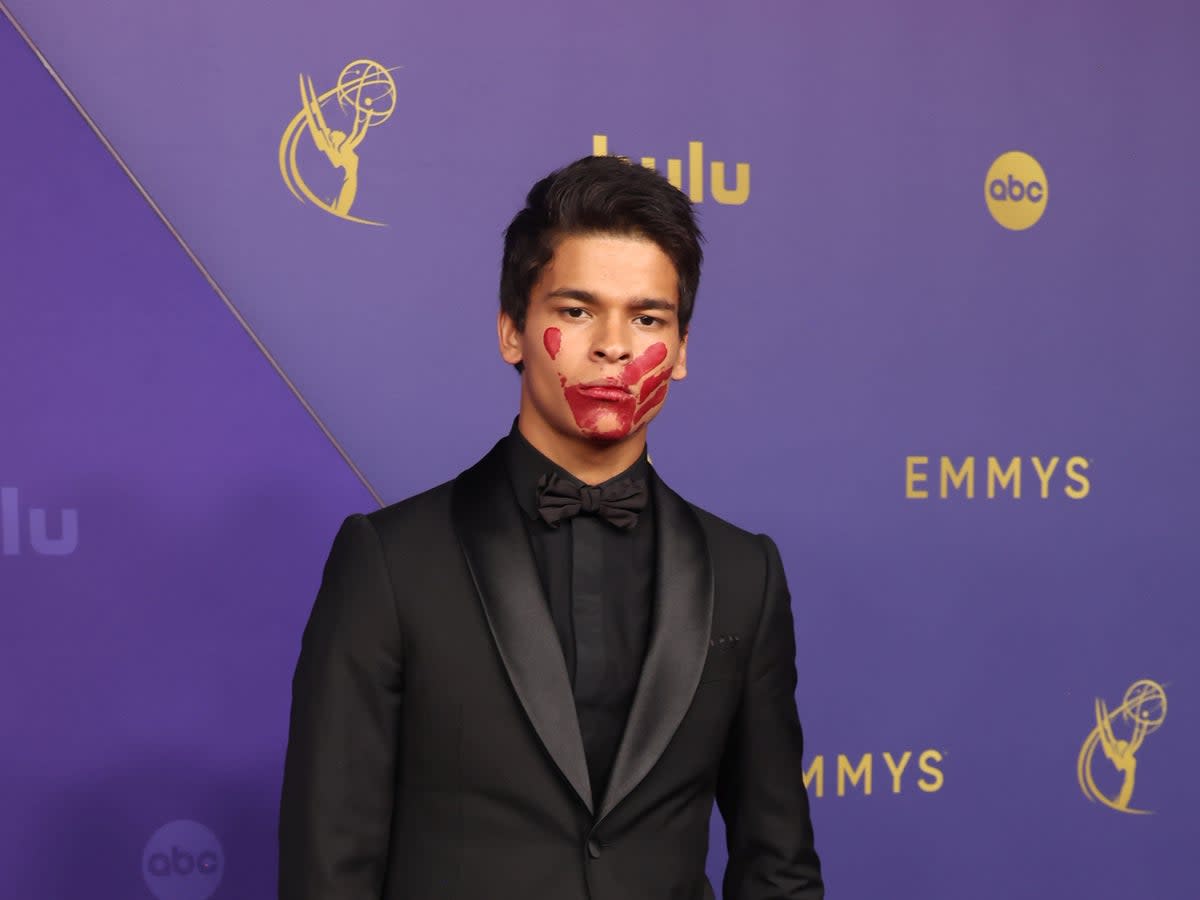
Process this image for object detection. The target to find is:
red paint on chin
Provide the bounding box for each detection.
[620,342,668,387]
[564,386,636,440]
[543,327,562,360]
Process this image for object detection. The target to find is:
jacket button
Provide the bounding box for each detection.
[587,838,602,859]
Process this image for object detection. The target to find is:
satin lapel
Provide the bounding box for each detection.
[451,441,592,813]
[596,470,714,823]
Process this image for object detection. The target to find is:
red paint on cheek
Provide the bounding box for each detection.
[620,342,669,387]
[634,382,669,425]
[543,327,561,360]
[638,365,674,403]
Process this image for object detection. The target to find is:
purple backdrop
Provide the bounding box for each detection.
[2,0,1196,897]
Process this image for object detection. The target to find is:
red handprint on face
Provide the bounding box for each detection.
[544,329,673,440]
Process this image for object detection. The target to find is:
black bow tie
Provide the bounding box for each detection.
[535,472,648,530]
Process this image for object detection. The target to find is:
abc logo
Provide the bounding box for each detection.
[142,820,224,900]
[985,151,1048,230]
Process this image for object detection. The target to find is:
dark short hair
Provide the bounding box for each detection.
[500,156,704,349]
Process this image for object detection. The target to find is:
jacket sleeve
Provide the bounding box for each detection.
[278,513,404,899]
[715,533,823,900]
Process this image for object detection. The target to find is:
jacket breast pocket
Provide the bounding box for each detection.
[698,634,744,683]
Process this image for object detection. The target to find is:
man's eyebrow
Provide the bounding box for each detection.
[545,288,597,303]
[628,297,677,313]
[544,288,677,313]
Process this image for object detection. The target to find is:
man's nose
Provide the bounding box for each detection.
[590,319,632,364]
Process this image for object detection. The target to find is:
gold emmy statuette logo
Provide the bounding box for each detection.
[985,150,1047,231]
[1076,678,1167,814]
[279,59,399,225]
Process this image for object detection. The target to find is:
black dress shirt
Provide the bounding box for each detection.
[503,420,656,803]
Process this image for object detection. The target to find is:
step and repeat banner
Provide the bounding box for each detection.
[2,1,1195,897]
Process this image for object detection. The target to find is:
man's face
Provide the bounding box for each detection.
[499,232,688,444]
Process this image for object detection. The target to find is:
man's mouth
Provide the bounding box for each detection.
[575,381,633,402]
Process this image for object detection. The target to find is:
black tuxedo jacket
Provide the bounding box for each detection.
[279,438,822,900]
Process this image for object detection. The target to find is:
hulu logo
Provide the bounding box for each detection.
[592,134,750,205]
[1,487,78,556]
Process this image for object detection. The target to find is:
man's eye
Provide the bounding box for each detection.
[564,307,586,318]
[636,315,663,326]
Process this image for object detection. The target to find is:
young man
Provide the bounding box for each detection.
[278,156,823,900]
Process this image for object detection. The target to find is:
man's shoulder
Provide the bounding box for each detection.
[660,474,766,555]
[664,485,786,597]
[361,475,457,540]
[352,437,508,544]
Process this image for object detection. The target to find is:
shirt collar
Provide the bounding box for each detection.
[503,417,652,522]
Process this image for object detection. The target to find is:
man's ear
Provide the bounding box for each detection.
[497,309,524,367]
[671,329,688,381]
